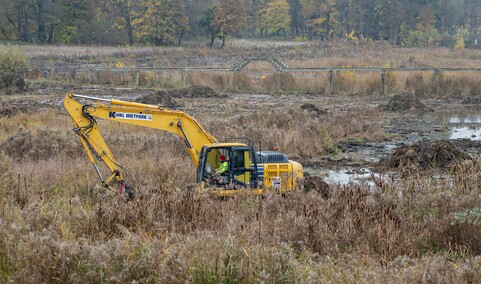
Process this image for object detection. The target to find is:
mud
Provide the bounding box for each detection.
[377,140,471,176]
[301,103,327,116]
[0,103,29,117]
[170,85,227,98]
[382,92,432,112]
[462,97,481,105]
[303,175,330,199]
[136,90,183,107]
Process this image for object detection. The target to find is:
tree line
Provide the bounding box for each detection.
[0,0,480,48]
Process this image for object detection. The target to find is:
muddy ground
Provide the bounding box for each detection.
[2,84,481,185]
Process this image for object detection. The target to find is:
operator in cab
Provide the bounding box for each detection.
[215,155,229,174]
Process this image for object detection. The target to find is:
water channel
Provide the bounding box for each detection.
[305,109,481,186]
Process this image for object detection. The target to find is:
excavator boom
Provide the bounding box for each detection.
[64,93,217,192]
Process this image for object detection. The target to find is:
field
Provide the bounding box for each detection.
[1,42,481,283]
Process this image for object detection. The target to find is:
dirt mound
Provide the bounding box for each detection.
[301,103,327,116]
[170,85,227,98]
[303,175,330,199]
[382,92,431,112]
[136,90,183,107]
[378,140,471,176]
[1,74,27,93]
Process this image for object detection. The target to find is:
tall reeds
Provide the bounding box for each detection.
[0,98,480,282]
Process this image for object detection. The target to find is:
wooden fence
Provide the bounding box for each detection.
[34,57,481,95]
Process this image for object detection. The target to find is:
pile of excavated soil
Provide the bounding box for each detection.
[136,90,182,107]
[382,92,432,112]
[303,175,330,199]
[169,85,227,98]
[300,103,327,116]
[1,74,27,93]
[378,140,471,176]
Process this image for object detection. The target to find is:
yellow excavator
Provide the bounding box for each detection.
[64,93,303,196]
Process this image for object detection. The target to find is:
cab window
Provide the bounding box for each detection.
[204,148,229,174]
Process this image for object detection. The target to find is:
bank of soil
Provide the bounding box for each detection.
[1,74,28,93]
[303,175,330,199]
[382,92,433,112]
[136,91,183,107]
[377,140,471,177]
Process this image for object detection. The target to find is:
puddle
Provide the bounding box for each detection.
[450,127,481,140]
[231,94,273,100]
[448,115,481,141]
[389,112,481,142]
[308,111,481,185]
[305,166,376,186]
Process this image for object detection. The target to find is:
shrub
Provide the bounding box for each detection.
[402,29,442,47]
[0,45,28,88]
[454,29,468,50]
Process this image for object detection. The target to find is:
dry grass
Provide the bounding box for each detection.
[22,41,481,68]
[1,148,481,282]
[186,72,229,91]
[3,42,481,281]
[22,42,481,96]
[40,68,481,97]
[0,92,480,282]
[284,44,481,68]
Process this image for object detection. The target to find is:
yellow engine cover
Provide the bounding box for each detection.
[263,160,304,192]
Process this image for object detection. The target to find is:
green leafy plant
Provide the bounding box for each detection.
[452,207,481,225]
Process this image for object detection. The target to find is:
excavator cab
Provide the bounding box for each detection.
[197,144,259,189]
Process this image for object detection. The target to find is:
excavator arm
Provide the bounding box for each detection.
[64,93,217,193]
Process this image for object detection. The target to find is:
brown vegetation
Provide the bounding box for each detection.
[0,89,480,282]
[1,145,481,282]
[2,127,81,161]
[136,85,225,107]
[169,84,226,98]
[21,43,481,96]
[1,44,481,282]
